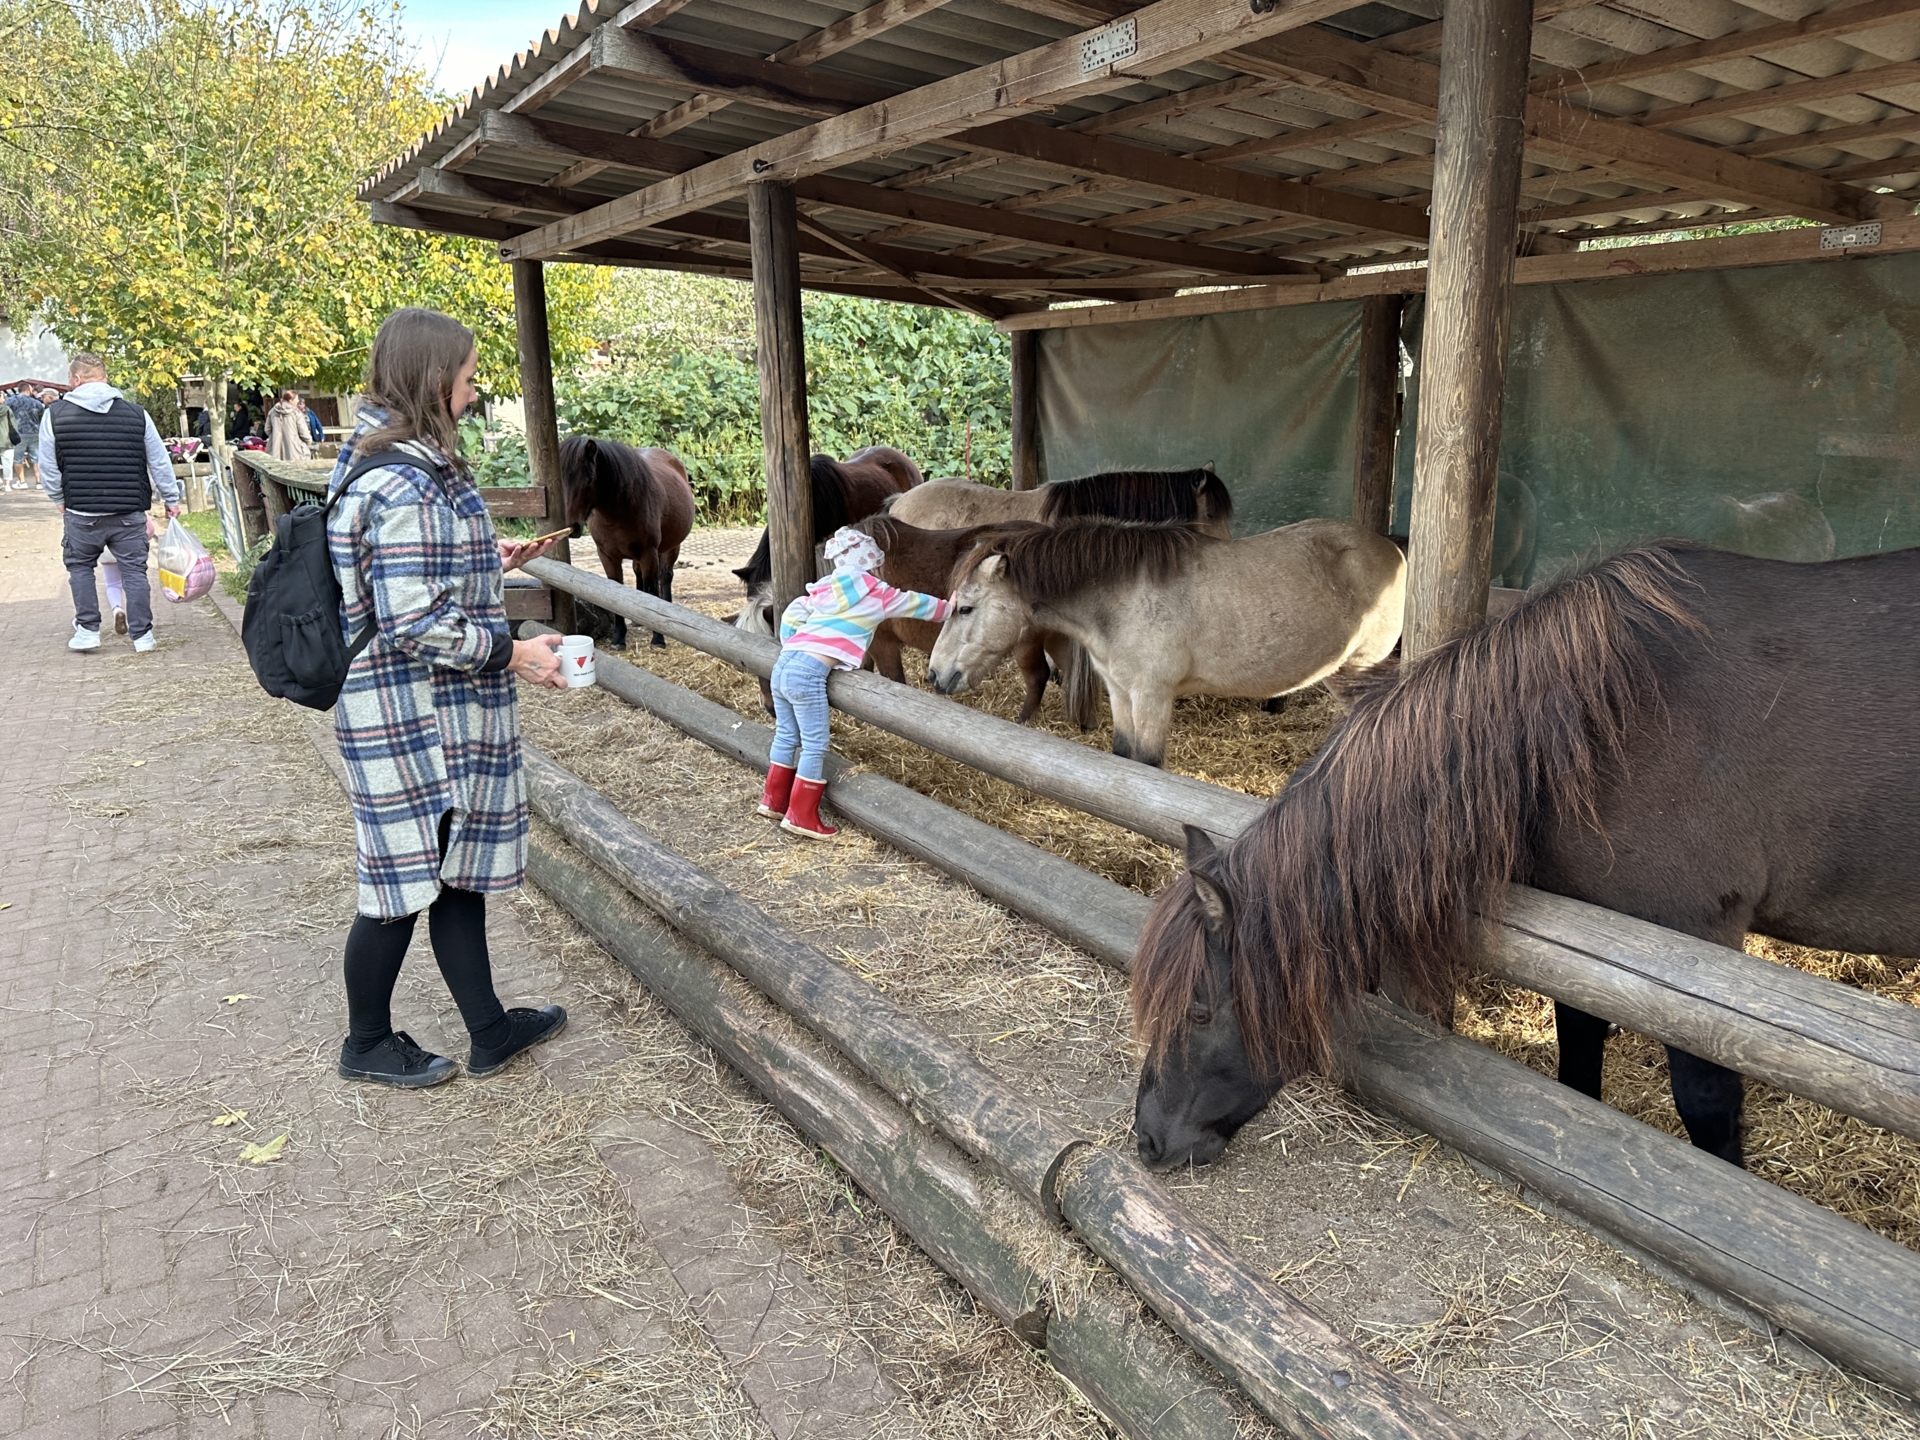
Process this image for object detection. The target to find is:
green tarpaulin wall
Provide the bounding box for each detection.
[1037,250,1920,576]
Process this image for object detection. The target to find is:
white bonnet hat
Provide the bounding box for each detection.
[823,526,884,575]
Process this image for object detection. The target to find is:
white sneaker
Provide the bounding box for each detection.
[132,632,157,653]
[69,626,100,651]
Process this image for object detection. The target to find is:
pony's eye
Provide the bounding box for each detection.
[1188,1003,1213,1025]
[955,605,974,616]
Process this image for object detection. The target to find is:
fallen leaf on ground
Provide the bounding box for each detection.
[128,759,146,768]
[212,1109,247,1128]
[239,1134,288,1165]
[0,902,10,911]
[222,994,252,1004]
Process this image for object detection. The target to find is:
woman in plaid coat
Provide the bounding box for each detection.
[325,308,571,1089]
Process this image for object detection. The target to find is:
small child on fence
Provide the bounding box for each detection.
[758,526,952,839]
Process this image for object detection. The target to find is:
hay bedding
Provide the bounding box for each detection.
[557,593,1920,1438]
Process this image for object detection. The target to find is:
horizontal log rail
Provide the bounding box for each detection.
[524,837,1259,1440]
[524,746,1473,1439]
[521,558,1920,1150]
[531,645,1920,1399]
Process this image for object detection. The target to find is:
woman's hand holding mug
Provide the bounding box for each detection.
[509,634,566,688]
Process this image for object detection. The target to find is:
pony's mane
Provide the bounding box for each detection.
[955,516,1212,607]
[1132,543,1708,1079]
[560,436,664,519]
[1040,467,1234,527]
[735,456,873,587]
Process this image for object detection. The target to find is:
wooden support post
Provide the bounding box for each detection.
[1352,294,1403,535]
[511,258,575,634]
[1009,328,1041,491]
[1403,0,1533,658]
[750,180,814,614]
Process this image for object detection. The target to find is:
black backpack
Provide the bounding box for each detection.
[241,449,416,710]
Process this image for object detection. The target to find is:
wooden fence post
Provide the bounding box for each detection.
[1010,328,1041,491]
[512,258,575,635]
[1352,294,1403,536]
[1403,0,1533,658]
[750,180,814,616]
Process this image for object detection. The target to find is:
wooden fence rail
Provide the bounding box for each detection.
[524,745,1480,1439]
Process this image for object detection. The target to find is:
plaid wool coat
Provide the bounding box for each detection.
[327,411,524,918]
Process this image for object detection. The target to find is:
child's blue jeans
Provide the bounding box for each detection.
[769,649,833,782]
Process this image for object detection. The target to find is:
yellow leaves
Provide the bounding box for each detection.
[238,1134,289,1165]
[211,1109,247,1127]
[222,993,251,1004]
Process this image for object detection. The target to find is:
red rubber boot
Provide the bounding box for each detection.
[779,777,839,839]
[757,763,797,819]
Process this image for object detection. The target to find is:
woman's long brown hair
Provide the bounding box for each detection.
[355,308,476,475]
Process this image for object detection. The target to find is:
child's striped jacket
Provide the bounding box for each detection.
[778,570,952,670]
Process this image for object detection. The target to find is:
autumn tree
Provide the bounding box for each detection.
[0,0,598,431]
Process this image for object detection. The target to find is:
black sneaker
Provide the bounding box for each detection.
[338,1030,457,1089]
[467,1005,568,1078]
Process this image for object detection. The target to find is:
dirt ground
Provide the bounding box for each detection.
[521,528,1920,1440]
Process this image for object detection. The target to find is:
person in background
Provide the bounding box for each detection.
[267,387,311,462]
[325,307,570,1089]
[301,393,324,446]
[39,354,181,653]
[758,526,952,839]
[5,384,46,491]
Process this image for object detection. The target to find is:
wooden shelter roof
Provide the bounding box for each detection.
[360,0,1920,318]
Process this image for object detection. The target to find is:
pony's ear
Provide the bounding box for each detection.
[977,552,1007,581]
[731,565,755,583]
[1189,869,1233,937]
[1201,460,1216,475]
[1183,823,1218,868]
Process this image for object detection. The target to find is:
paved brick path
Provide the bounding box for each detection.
[0,492,933,1439]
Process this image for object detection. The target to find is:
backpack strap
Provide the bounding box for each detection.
[325,448,435,514]
[323,448,428,665]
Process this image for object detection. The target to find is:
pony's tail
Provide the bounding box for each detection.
[1062,641,1101,732]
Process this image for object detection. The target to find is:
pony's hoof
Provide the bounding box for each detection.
[651,633,667,649]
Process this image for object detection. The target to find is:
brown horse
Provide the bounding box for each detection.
[857,514,1070,723]
[1130,543,1920,1173]
[559,436,695,649]
[732,448,923,631]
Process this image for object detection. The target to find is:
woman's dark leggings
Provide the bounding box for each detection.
[343,813,510,1053]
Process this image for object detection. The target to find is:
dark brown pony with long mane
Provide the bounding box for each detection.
[559,436,695,649]
[1131,542,1920,1172]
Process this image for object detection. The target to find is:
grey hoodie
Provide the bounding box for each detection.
[39,380,182,511]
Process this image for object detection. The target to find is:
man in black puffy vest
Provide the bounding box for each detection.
[39,353,182,652]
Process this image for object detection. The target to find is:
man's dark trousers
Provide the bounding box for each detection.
[63,512,152,639]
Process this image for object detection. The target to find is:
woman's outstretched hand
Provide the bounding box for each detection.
[509,634,567,688]
[500,535,561,572]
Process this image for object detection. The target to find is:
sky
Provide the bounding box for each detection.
[399,0,581,100]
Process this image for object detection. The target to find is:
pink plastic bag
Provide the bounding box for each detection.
[157,517,217,602]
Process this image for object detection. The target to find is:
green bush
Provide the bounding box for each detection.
[554,289,1012,523]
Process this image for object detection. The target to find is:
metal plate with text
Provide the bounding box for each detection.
[1080,19,1137,73]
[1821,222,1882,250]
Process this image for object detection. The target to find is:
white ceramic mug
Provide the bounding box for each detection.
[556,634,596,688]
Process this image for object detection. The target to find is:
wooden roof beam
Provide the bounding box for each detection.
[1222,25,1903,223]
[772,0,959,67]
[497,0,1399,261]
[1535,0,1920,98]
[1632,58,1920,131]
[1740,112,1920,157]
[438,118,1327,276]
